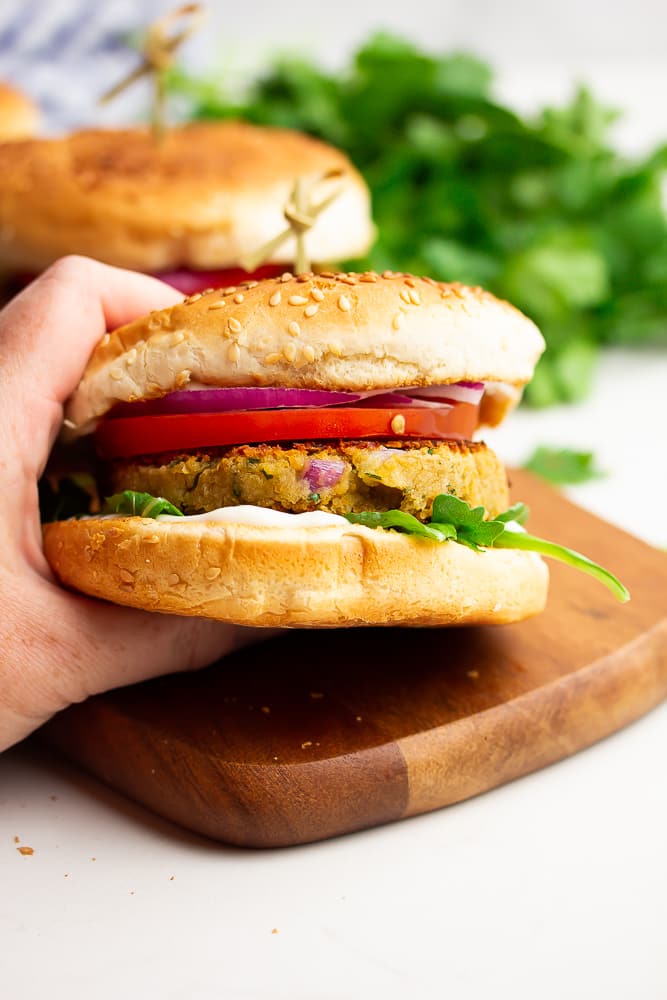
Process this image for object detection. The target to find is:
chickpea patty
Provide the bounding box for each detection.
[111,439,508,521]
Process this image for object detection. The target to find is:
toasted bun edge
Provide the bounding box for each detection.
[43,516,549,628]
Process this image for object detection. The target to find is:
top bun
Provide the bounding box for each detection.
[66,271,545,432]
[0,83,39,142]
[0,122,373,272]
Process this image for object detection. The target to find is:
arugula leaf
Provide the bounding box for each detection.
[39,473,100,523]
[494,524,629,602]
[102,491,183,518]
[344,494,629,601]
[524,446,605,485]
[345,508,452,541]
[495,502,529,525]
[170,36,667,404]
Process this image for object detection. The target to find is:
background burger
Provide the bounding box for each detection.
[0,121,373,295]
[0,82,39,142]
[43,271,628,627]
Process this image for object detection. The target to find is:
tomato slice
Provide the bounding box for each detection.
[155,264,285,296]
[96,404,479,460]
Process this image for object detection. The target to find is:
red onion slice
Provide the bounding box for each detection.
[111,387,365,418]
[156,264,284,295]
[109,382,484,418]
[407,382,485,405]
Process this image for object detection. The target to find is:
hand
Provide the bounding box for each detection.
[0,257,255,752]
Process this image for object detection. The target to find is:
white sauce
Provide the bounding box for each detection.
[157,504,348,528]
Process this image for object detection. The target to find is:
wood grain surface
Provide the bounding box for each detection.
[43,470,667,847]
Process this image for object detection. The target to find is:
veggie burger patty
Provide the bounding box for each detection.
[111,439,509,520]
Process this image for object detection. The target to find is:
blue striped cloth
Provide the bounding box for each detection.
[0,0,206,131]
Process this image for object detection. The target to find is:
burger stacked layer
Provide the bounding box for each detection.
[0,122,374,295]
[44,272,628,627]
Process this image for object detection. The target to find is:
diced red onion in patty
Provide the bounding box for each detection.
[303,459,346,492]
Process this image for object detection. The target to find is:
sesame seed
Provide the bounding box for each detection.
[228,317,242,334]
[288,321,301,336]
[201,288,215,296]
[390,414,406,434]
[208,300,226,311]
[265,352,283,365]
[119,569,134,584]
[100,333,111,348]
[233,293,244,304]
[245,280,258,289]
[168,574,180,586]
[126,348,137,364]
[228,343,241,363]
[359,272,378,282]
[280,272,293,282]
[289,295,308,306]
[144,534,160,545]
[392,312,404,330]
[340,275,357,285]
[327,341,342,357]
[302,345,316,363]
[269,290,282,307]
[382,270,394,278]
[283,342,297,362]
[409,289,422,305]
[110,368,123,381]
[404,277,417,288]
[318,271,336,279]
[400,289,412,304]
[296,272,312,282]
[304,303,319,318]
[338,295,351,312]
[119,583,134,593]
[223,286,237,295]
[311,287,324,302]
[185,293,202,304]
[205,567,222,580]
[170,331,186,346]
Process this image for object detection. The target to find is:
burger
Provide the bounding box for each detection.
[43,271,628,626]
[0,82,39,142]
[0,121,373,294]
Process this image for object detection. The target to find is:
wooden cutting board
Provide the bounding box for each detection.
[43,471,667,848]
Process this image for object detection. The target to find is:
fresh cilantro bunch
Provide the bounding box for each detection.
[345,494,629,601]
[169,34,667,406]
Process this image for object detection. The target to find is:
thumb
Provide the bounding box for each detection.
[0,256,182,474]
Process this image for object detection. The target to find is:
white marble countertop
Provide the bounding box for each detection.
[2,348,666,1000]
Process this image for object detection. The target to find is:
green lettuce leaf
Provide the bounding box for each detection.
[344,494,629,601]
[102,491,183,518]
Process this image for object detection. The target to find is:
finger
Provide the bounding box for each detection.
[0,256,181,456]
[2,575,279,749]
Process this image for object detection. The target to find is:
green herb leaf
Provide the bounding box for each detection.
[495,502,530,525]
[102,491,183,518]
[524,446,605,485]
[170,38,667,404]
[494,525,629,602]
[344,493,629,601]
[345,509,450,541]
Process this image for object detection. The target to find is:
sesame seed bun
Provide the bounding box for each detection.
[0,82,39,142]
[42,515,548,627]
[66,272,545,433]
[0,122,373,272]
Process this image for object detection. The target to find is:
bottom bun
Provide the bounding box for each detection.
[43,517,549,628]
